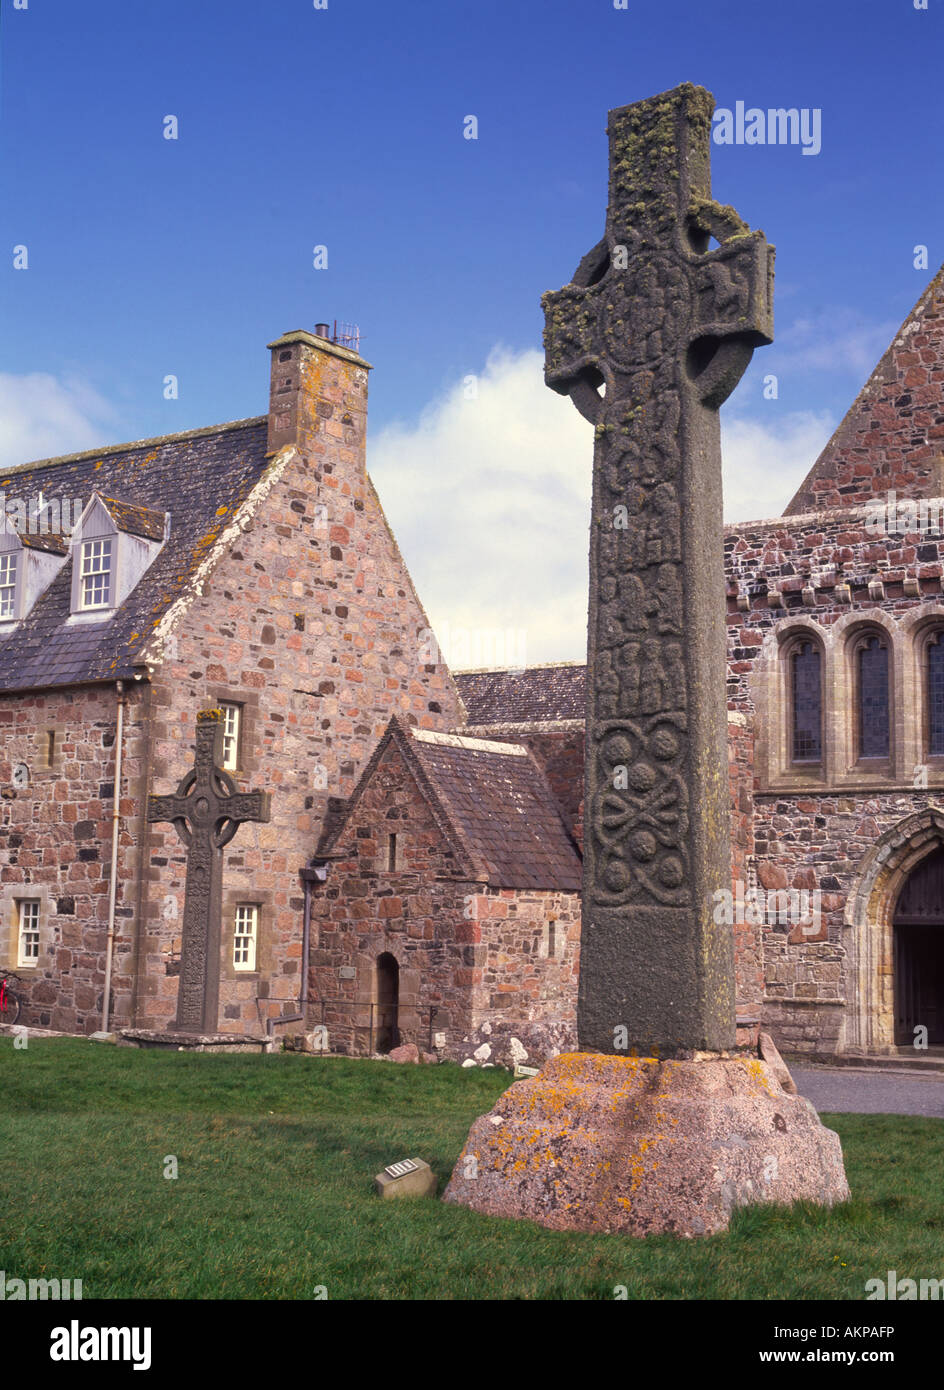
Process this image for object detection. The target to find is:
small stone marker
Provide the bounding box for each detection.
[759,1031,798,1094]
[385,1159,419,1178]
[374,1157,436,1200]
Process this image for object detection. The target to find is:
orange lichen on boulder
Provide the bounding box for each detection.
[443,1051,848,1237]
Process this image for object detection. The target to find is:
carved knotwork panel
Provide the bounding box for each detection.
[590,715,690,907]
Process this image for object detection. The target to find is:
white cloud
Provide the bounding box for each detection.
[370,347,593,668]
[369,348,837,668]
[721,409,836,523]
[769,310,897,379]
[0,373,118,470]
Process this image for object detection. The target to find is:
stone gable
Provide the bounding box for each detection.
[785,265,944,514]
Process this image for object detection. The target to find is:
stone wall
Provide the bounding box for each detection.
[474,886,580,1027]
[512,729,584,847]
[0,682,149,1033]
[728,710,764,1017]
[455,885,580,1065]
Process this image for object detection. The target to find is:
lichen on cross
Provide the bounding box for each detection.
[543,84,774,1055]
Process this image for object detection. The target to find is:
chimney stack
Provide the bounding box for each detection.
[266,328,372,477]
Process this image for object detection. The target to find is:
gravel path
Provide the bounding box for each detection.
[792,1065,944,1118]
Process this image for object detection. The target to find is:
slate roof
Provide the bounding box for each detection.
[17,530,69,555]
[0,418,270,692]
[99,495,167,542]
[319,719,581,892]
[455,663,586,727]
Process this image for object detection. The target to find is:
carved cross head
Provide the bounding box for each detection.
[542,83,775,422]
[147,708,271,850]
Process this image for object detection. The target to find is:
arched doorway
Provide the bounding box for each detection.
[375,953,400,1054]
[844,809,944,1053]
[894,846,944,1045]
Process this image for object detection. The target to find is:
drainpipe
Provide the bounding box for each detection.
[265,861,326,1043]
[300,860,328,1011]
[101,680,126,1034]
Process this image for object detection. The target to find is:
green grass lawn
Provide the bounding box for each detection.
[2,1038,943,1300]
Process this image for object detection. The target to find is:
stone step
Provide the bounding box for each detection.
[119,1028,270,1053]
[786,1050,944,1075]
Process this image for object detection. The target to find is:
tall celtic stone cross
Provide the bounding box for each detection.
[543,84,774,1055]
[147,709,270,1033]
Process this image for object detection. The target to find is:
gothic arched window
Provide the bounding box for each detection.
[791,640,822,763]
[928,633,944,756]
[857,634,890,759]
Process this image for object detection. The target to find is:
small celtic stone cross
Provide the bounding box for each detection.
[543,84,774,1055]
[147,708,270,1033]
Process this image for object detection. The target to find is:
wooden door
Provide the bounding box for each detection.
[894,847,944,1045]
[375,952,400,1054]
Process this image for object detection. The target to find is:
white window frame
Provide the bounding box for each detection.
[220,703,241,771]
[0,551,17,620]
[233,904,258,971]
[16,899,40,966]
[79,538,112,610]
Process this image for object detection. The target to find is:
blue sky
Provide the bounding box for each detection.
[1,0,941,663]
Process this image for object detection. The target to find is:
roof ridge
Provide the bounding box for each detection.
[410,728,529,755]
[454,660,585,674]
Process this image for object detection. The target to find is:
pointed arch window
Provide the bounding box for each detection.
[857,634,890,759]
[928,632,944,756]
[791,640,822,763]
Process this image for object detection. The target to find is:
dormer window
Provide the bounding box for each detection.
[0,526,68,626]
[79,538,112,610]
[0,553,17,619]
[69,492,167,620]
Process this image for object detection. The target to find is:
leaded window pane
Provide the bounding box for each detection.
[859,637,889,758]
[18,899,40,964]
[221,704,240,771]
[0,552,16,619]
[234,904,257,970]
[80,538,111,609]
[929,636,944,756]
[792,641,821,762]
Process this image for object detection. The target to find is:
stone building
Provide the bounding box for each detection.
[309,717,580,1066]
[0,328,467,1042]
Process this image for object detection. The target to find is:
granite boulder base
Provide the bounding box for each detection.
[443,1052,849,1237]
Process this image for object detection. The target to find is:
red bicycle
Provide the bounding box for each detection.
[0,970,22,1024]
